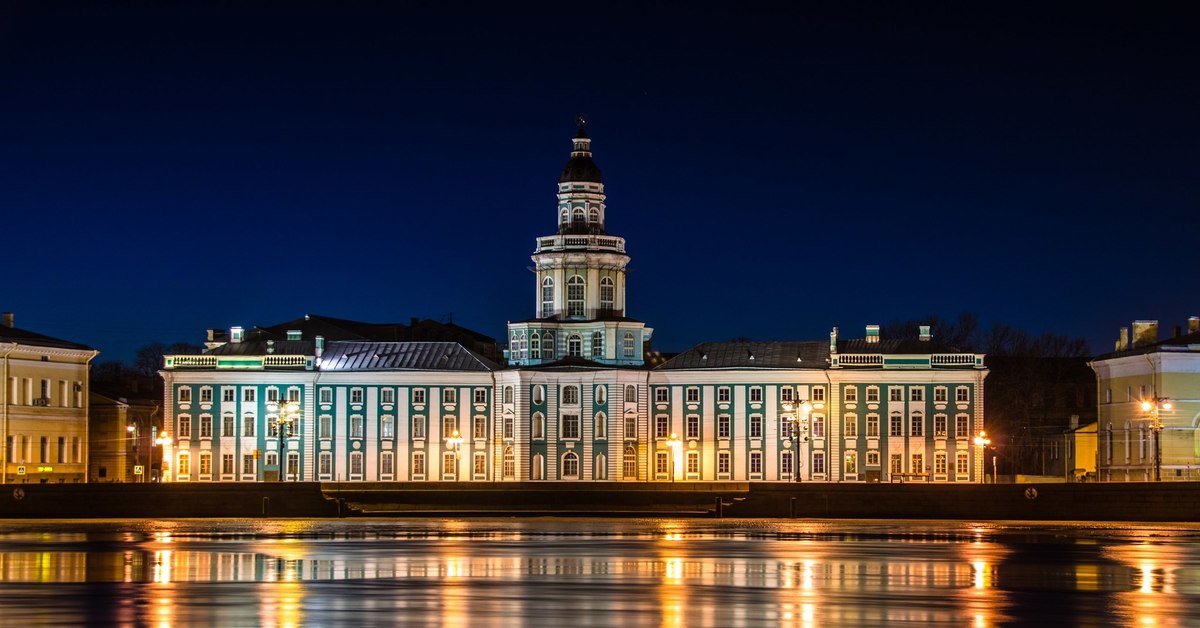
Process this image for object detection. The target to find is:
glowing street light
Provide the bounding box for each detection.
[1140,398,1172,481]
[446,429,463,481]
[267,400,300,481]
[782,399,813,482]
[666,432,680,483]
[974,431,994,484]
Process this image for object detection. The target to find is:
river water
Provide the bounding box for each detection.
[0,518,1197,626]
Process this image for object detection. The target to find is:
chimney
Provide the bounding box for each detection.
[1175,325,1183,338]
[1,312,12,328]
[829,327,839,353]
[865,324,880,344]
[315,335,325,358]
[231,326,244,343]
[205,328,228,351]
[1117,327,1129,351]
[1131,320,1158,348]
[919,325,932,342]
[1190,317,1199,334]
[1070,414,1079,430]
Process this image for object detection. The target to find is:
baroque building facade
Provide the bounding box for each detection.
[159,126,988,483]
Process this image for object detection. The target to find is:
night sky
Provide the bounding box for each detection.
[2,2,1195,363]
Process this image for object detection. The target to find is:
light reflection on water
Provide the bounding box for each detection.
[0,520,1197,626]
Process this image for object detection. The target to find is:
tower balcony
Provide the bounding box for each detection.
[535,234,625,253]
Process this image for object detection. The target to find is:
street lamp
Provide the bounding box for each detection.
[1140,398,1172,482]
[268,400,300,481]
[126,423,140,483]
[974,430,993,484]
[781,399,812,482]
[666,432,680,482]
[446,429,463,480]
[154,435,171,483]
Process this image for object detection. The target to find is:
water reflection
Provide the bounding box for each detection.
[0,520,1197,626]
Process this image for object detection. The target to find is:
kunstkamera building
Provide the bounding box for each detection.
[160,126,988,484]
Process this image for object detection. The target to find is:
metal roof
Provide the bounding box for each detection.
[658,342,830,370]
[318,342,498,372]
[0,326,94,351]
[209,340,315,356]
[837,338,965,354]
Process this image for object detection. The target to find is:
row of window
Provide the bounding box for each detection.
[6,377,84,408]
[511,328,638,360]
[648,412,974,440]
[177,413,501,441]
[558,206,603,227]
[179,386,488,406]
[659,384,972,404]
[540,275,615,318]
[5,435,83,464]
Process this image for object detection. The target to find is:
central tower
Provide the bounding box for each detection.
[507,122,652,366]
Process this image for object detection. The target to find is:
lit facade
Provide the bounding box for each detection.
[1,312,98,483]
[159,126,988,483]
[1091,318,1200,481]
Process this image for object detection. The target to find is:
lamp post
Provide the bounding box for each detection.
[155,435,171,483]
[781,399,812,482]
[974,431,992,484]
[126,423,140,482]
[666,432,680,483]
[1140,398,1172,482]
[268,400,300,481]
[446,429,463,480]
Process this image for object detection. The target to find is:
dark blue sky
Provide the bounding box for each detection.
[2,2,1196,362]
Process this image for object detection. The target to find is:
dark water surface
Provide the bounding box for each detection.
[0,518,1197,626]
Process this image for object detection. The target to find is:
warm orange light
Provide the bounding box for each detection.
[1141,401,1153,412]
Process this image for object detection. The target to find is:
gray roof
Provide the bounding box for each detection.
[1094,329,1200,360]
[658,342,830,370]
[318,342,498,372]
[0,326,94,351]
[209,340,315,356]
[837,338,964,354]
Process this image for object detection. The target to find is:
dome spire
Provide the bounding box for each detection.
[561,115,602,183]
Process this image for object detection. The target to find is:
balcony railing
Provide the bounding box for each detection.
[535,235,625,253]
[931,354,977,366]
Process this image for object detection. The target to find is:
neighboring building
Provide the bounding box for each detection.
[159,125,989,483]
[984,356,1097,478]
[1091,318,1200,482]
[0,312,98,483]
[1063,419,1097,482]
[89,392,161,482]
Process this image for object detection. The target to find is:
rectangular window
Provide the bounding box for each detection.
[473,452,486,476]
[750,387,762,403]
[686,387,699,403]
[351,453,364,476]
[413,416,427,439]
[718,414,731,439]
[957,387,970,403]
[811,414,824,439]
[382,452,395,476]
[179,387,192,403]
[319,388,332,404]
[178,454,190,475]
[845,451,857,475]
[934,387,947,403]
[866,387,880,403]
[412,388,427,405]
[911,453,924,474]
[320,415,333,439]
[562,386,579,405]
[935,452,948,475]
[443,388,456,404]
[934,414,947,437]
[504,416,515,440]
[889,413,902,436]
[268,416,279,438]
[200,387,212,403]
[717,387,730,403]
[890,388,903,401]
[866,450,880,466]
[624,415,637,439]
[266,388,279,403]
[242,454,255,475]
[750,415,763,439]
[223,388,235,402]
[910,414,924,437]
[243,388,256,403]
[866,414,880,438]
[222,414,235,437]
[845,386,857,402]
[381,388,395,404]
[656,451,670,475]
[562,414,580,439]
[199,453,212,476]
[350,415,364,439]
[57,436,65,463]
[199,415,213,439]
[412,452,426,478]
[655,415,669,439]
[178,415,192,438]
[655,388,669,403]
[780,417,793,440]
[243,416,256,437]
[956,452,969,474]
[222,453,234,475]
[812,387,825,402]
[890,454,902,475]
[750,451,762,475]
[686,451,699,475]
[473,415,486,439]
[780,387,793,403]
[910,388,923,402]
[686,415,699,439]
[319,452,332,476]
[473,389,487,404]
[812,451,825,475]
[382,415,395,439]
[350,388,364,405]
[718,451,730,475]
[844,414,857,438]
[443,415,457,438]
[956,414,970,438]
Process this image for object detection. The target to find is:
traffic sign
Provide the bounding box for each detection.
[134,465,144,475]
[16,465,25,475]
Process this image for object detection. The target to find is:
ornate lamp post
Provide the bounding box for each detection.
[1140,398,1172,482]
[155,435,171,483]
[666,432,680,483]
[446,429,463,481]
[974,430,993,483]
[268,400,300,481]
[126,423,140,482]
[781,399,812,481]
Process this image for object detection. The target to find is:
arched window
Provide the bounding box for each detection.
[541,277,554,317]
[596,454,607,480]
[530,334,541,359]
[596,386,607,405]
[560,209,568,225]
[623,445,637,479]
[623,332,635,358]
[562,386,579,405]
[533,453,545,480]
[519,334,528,359]
[573,208,585,224]
[568,334,582,357]
[533,385,545,405]
[510,333,519,359]
[503,446,515,479]
[595,411,607,439]
[543,333,554,358]
[503,386,514,404]
[562,451,579,479]
[589,208,599,224]
[591,331,604,358]
[625,385,636,403]
[532,412,545,439]
[567,276,585,317]
[600,277,614,312]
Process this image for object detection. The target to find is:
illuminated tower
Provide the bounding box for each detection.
[507,120,652,366]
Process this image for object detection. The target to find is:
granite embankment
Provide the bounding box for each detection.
[1,481,1197,521]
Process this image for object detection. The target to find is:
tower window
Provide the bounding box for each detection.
[541,277,554,317]
[589,208,599,224]
[623,332,635,358]
[573,208,585,224]
[568,334,582,357]
[592,331,604,358]
[567,275,585,317]
[600,277,614,312]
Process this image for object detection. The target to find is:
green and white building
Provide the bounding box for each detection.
[159,125,988,483]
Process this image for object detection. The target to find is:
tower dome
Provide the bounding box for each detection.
[559,126,603,183]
